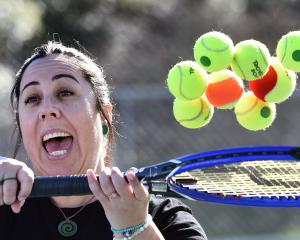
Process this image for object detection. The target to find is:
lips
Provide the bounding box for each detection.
[41,131,73,159]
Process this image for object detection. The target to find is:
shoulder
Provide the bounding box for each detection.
[149,196,208,240]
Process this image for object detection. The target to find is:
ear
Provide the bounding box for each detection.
[101,104,113,123]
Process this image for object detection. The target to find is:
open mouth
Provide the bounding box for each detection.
[42,132,73,159]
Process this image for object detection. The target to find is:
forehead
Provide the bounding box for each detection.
[21,54,83,84]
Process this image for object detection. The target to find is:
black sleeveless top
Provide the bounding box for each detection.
[0,196,207,239]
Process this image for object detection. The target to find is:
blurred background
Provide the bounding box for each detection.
[1,0,300,239]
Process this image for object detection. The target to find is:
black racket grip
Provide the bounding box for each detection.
[29,175,94,198]
[29,174,145,198]
[29,174,180,198]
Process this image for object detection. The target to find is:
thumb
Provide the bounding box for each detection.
[11,199,25,214]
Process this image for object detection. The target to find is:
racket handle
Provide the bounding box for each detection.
[30,175,92,197]
[29,175,182,198]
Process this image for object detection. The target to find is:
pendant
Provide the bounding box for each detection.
[58,219,78,237]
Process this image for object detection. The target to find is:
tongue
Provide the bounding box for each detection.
[44,137,73,153]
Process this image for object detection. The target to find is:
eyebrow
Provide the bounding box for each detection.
[52,74,80,84]
[21,74,80,95]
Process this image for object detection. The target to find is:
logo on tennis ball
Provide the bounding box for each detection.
[260,106,271,118]
[189,67,195,74]
[251,60,264,78]
[200,56,211,67]
[292,50,300,62]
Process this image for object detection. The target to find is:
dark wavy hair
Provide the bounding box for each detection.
[10,41,115,165]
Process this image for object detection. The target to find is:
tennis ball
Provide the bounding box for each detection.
[205,69,244,109]
[234,91,276,131]
[166,61,208,100]
[231,40,271,80]
[249,57,297,103]
[173,97,214,129]
[193,31,234,72]
[276,31,300,72]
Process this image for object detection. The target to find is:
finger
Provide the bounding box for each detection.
[127,171,149,200]
[124,167,138,183]
[111,167,132,197]
[86,169,109,204]
[11,199,25,214]
[17,168,34,202]
[2,177,18,205]
[99,167,117,196]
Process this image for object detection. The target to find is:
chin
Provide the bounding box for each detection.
[33,162,81,176]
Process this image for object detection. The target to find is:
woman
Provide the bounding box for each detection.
[0,41,207,239]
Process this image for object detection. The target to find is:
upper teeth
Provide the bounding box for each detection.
[43,132,71,142]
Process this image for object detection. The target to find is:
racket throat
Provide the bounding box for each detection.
[143,180,183,198]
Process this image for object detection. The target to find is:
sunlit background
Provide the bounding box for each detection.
[1,0,300,239]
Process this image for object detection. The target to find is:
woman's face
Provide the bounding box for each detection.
[18,54,107,176]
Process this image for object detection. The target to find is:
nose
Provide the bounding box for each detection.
[38,99,61,120]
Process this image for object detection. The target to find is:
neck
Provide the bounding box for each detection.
[51,195,96,208]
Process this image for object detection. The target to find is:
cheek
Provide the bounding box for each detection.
[74,100,102,139]
[18,114,37,158]
[18,111,34,140]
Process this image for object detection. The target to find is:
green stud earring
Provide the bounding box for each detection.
[102,125,109,135]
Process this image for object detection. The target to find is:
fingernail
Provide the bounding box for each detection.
[86,169,93,176]
[13,207,20,214]
[104,167,111,175]
[127,173,135,181]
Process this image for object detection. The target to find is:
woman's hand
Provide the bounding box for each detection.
[0,157,34,213]
[86,167,149,229]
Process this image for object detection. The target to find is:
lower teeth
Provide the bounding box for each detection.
[49,150,67,156]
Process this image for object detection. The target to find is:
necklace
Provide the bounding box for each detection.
[57,197,94,237]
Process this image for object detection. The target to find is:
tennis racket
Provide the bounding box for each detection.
[29,145,300,207]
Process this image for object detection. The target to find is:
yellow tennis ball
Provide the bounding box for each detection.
[166,61,208,100]
[249,57,297,103]
[173,97,214,129]
[231,40,271,80]
[234,91,276,131]
[193,31,234,72]
[276,31,300,72]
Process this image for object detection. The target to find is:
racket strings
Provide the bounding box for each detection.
[172,160,300,199]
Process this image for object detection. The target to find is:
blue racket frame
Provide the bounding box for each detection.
[166,146,300,207]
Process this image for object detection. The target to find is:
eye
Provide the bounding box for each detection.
[24,95,40,105]
[57,88,74,98]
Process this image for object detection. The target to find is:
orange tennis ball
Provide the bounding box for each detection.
[249,57,297,103]
[205,70,244,109]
